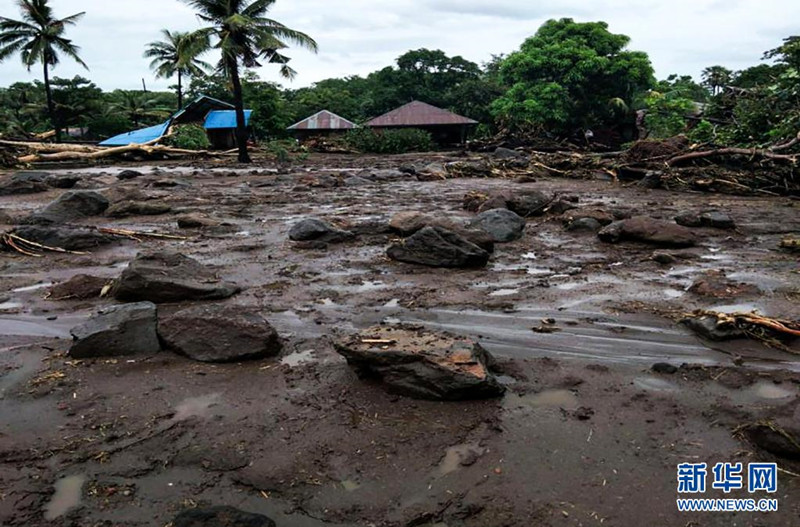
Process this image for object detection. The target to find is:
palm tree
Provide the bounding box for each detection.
[0,0,87,142]
[181,0,317,162]
[110,91,171,128]
[144,30,211,111]
[701,66,733,96]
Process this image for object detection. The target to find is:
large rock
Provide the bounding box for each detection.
[0,173,50,196]
[468,208,526,243]
[335,325,505,400]
[387,226,490,268]
[171,506,276,527]
[23,190,109,224]
[388,212,494,252]
[13,225,115,250]
[69,302,160,358]
[106,200,171,218]
[598,216,696,247]
[288,218,354,244]
[463,190,550,217]
[111,252,241,303]
[675,211,736,230]
[159,304,282,363]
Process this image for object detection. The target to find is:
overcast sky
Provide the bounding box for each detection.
[0,0,797,91]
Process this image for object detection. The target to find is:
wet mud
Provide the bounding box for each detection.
[1,152,798,526]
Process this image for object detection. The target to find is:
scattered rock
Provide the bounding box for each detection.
[116,169,144,180]
[48,275,109,300]
[0,173,50,196]
[343,175,371,187]
[387,226,490,268]
[547,199,578,215]
[562,208,615,226]
[464,190,551,217]
[289,218,354,244]
[159,304,282,363]
[652,363,678,374]
[0,209,14,224]
[171,506,276,527]
[22,190,109,224]
[637,171,662,189]
[598,216,696,247]
[47,175,80,189]
[675,211,736,230]
[651,251,678,265]
[388,211,449,236]
[334,325,505,400]
[688,271,758,298]
[681,315,746,341]
[417,162,447,180]
[468,209,526,243]
[69,302,160,358]
[111,252,241,303]
[151,178,190,188]
[177,214,220,229]
[106,200,172,218]
[13,225,115,250]
[566,217,602,233]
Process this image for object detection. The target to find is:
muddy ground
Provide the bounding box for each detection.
[0,151,799,526]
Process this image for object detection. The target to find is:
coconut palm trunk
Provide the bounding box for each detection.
[226,59,250,162]
[41,58,60,142]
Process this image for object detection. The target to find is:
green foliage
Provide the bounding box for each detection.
[491,18,655,135]
[345,128,434,154]
[701,66,733,96]
[165,124,210,150]
[144,29,210,109]
[688,120,715,144]
[643,91,695,138]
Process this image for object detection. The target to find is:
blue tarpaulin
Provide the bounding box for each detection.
[204,110,252,129]
[99,121,171,147]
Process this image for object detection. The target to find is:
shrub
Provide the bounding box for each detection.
[345,128,434,154]
[165,124,210,150]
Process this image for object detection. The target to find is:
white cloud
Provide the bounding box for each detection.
[0,0,797,91]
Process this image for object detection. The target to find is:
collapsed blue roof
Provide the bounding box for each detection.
[99,121,171,147]
[204,110,252,129]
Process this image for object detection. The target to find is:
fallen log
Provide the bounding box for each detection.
[668,147,798,166]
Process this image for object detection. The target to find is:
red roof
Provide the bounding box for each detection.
[366,101,478,127]
[287,110,357,131]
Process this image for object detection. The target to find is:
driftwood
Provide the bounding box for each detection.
[668,147,799,166]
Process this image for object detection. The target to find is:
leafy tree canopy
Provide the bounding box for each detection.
[491,18,655,135]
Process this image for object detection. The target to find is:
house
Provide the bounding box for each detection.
[99,95,253,149]
[365,101,478,144]
[287,110,357,140]
[204,110,253,149]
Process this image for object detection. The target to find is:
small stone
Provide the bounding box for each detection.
[468,208,526,243]
[289,218,354,243]
[652,363,678,374]
[117,169,144,180]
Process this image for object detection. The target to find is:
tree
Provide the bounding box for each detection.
[491,19,654,136]
[144,30,211,110]
[181,0,317,162]
[109,90,171,128]
[701,66,733,96]
[0,0,87,142]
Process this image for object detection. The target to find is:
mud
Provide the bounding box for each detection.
[1,151,798,526]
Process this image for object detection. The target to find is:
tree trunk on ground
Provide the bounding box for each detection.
[177,71,183,110]
[43,62,61,143]
[227,60,251,163]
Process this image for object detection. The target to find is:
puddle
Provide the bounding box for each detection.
[44,474,86,520]
[281,349,316,367]
[0,314,87,339]
[12,282,53,294]
[523,389,580,410]
[712,303,765,315]
[489,288,520,297]
[634,376,679,393]
[748,381,796,400]
[340,479,361,492]
[437,443,484,476]
[172,393,221,422]
[0,301,24,311]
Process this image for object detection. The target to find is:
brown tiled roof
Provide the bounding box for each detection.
[365,101,478,127]
[287,110,357,130]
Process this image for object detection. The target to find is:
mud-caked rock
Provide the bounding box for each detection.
[48,275,109,300]
[111,252,241,303]
[464,190,550,217]
[598,216,696,247]
[0,173,50,196]
[13,225,115,250]
[159,304,282,363]
[289,218,354,243]
[387,226,490,268]
[177,214,220,228]
[22,190,109,224]
[69,302,160,358]
[680,314,746,341]
[116,169,144,180]
[335,325,505,400]
[676,211,736,230]
[388,212,494,251]
[566,217,602,233]
[171,506,276,527]
[106,200,171,218]
[468,208,526,243]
